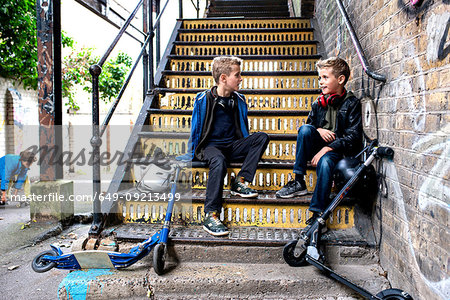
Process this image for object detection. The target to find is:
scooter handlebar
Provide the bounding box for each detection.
[376,147,394,158]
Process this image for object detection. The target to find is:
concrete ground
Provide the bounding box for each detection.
[0,174,391,300]
[0,174,96,300]
[0,203,89,300]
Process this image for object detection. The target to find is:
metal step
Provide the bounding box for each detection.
[209,4,288,11]
[178,28,314,33]
[114,224,370,247]
[207,11,291,18]
[157,91,318,111]
[164,74,319,90]
[182,18,311,30]
[173,40,318,46]
[148,112,308,134]
[136,132,300,160]
[209,0,288,6]
[130,157,298,168]
[155,87,321,94]
[137,131,297,140]
[168,56,319,72]
[167,54,321,59]
[178,32,315,43]
[147,108,310,116]
[119,189,356,228]
[162,70,318,76]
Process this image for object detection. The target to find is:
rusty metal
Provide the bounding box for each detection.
[148,112,308,134]
[114,224,368,246]
[169,57,318,72]
[178,31,315,42]
[164,74,319,89]
[36,0,63,181]
[174,43,317,56]
[83,237,100,250]
[182,18,311,30]
[159,91,317,111]
[122,199,354,229]
[190,167,318,191]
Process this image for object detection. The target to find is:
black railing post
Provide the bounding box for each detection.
[143,0,149,98]
[89,64,103,236]
[156,0,161,67]
[179,0,183,19]
[197,0,200,18]
[149,0,155,90]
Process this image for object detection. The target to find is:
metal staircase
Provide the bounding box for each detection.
[206,0,290,18]
[102,4,373,249]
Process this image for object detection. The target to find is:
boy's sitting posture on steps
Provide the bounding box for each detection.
[276,57,362,232]
[186,56,270,236]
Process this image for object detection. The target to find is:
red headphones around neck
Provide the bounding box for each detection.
[318,89,347,108]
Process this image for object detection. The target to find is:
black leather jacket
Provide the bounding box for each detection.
[307,91,363,156]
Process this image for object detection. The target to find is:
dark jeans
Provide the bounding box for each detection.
[202,132,270,213]
[293,124,342,213]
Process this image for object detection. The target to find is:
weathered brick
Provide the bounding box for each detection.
[424,113,442,133]
[426,92,448,111]
[439,68,449,87]
[315,1,448,298]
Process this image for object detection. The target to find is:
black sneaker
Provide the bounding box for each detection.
[203,211,229,236]
[230,177,258,198]
[301,213,328,236]
[276,179,308,198]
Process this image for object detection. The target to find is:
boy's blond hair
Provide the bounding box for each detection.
[316,57,351,85]
[211,56,243,84]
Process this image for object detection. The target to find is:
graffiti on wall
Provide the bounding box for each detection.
[382,126,450,299]
[360,10,449,299]
[426,12,450,62]
[397,0,434,17]
[437,17,450,60]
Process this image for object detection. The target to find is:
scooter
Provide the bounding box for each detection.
[282,141,413,300]
[31,151,186,275]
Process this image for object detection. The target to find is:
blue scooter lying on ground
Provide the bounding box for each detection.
[283,141,413,300]
[32,150,185,275]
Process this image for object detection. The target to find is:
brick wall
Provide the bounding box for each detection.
[0,77,39,157]
[313,1,449,299]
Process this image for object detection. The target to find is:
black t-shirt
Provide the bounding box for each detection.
[205,96,236,147]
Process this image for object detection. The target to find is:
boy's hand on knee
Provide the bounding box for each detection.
[311,146,333,167]
[317,128,336,143]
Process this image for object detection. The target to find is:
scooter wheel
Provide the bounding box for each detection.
[153,243,166,275]
[376,288,413,299]
[283,240,308,267]
[31,249,58,273]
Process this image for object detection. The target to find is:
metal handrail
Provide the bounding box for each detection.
[88,0,205,236]
[99,0,172,138]
[89,0,203,237]
[335,0,386,82]
[97,0,144,67]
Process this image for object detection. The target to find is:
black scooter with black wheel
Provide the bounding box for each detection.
[282,141,413,300]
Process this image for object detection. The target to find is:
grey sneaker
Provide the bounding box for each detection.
[230,177,258,198]
[203,211,229,236]
[276,179,308,198]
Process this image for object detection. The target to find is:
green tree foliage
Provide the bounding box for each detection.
[93,52,133,103]
[62,34,132,111]
[0,0,38,89]
[0,1,133,107]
